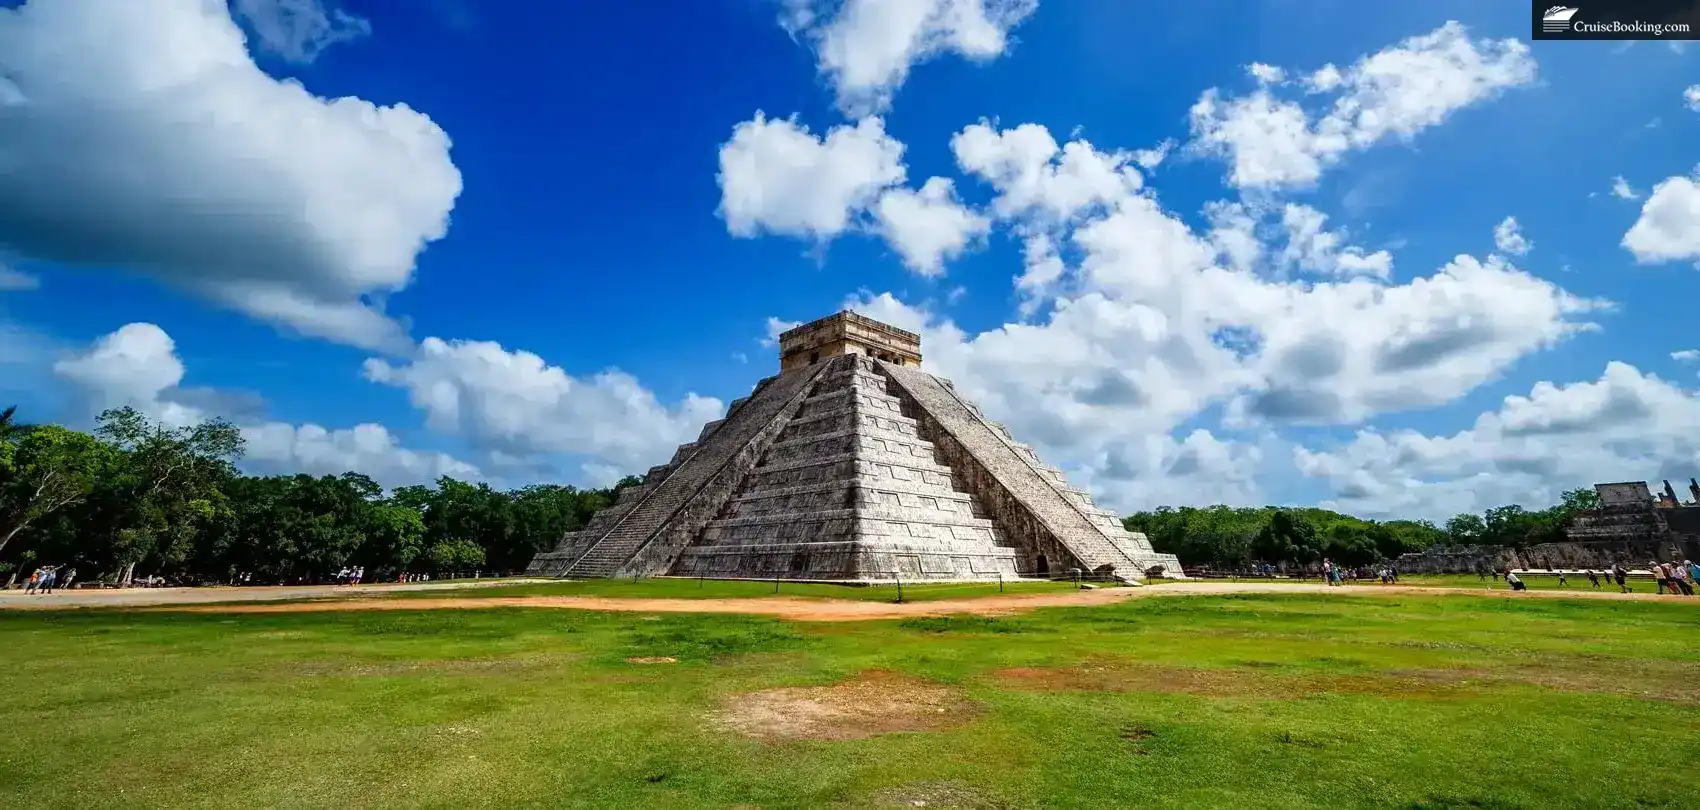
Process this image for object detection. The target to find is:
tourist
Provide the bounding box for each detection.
[38,566,56,595]
[1688,560,1700,591]
[1672,561,1694,596]
[24,568,40,595]
[1652,561,1672,595]
[1557,570,1569,587]
[1613,564,1629,593]
[337,567,350,585]
[1587,570,1601,590]
[60,567,76,591]
[1506,571,1527,592]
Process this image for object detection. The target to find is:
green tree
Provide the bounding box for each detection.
[358,503,427,577]
[426,537,486,571]
[0,425,112,554]
[1559,487,1602,513]
[1444,513,1486,546]
[1255,509,1321,564]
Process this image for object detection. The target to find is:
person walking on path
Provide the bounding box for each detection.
[1506,571,1527,592]
[24,568,40,595]
[37,566,57,595]
[1587,570,1601,589]
[59,567,76,591]
[1613,564,1630,593]
[1672,561,1694,596]
[1653,561,1673,595]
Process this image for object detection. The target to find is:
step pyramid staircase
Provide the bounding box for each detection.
[527,351,1182,582]
[669,355,1023,580]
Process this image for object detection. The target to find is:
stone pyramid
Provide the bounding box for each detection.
[527,312,1182,583]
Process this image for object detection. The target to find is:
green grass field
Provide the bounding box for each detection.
[1149,573,1653,593]
[2,586,1696,808]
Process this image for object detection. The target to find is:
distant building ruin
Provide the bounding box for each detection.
[1397,479,1700,573]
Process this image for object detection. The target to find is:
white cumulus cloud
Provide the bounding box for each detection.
[1493,216,1532,256]
[1611,176,1641,200]
[716,113,905,241]
[1188,22,1536,189]
[1296,362,1700,519]
[782,0,1038,115]
[1623,174,1700,263]
[53,323,477,486]
[873,177,990,276]
[362,337,725,484]
[0,0,461,352]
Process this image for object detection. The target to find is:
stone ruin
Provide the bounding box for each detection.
[527,311,1182,583]
[1395,480,1700,574]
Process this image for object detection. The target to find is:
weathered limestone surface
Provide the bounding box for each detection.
[527,322,1182,582]
[880,364,1181,581]
[673,356,1021,580]
[525,362,829,577]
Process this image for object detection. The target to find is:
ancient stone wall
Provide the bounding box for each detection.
[1395,539,1700,573]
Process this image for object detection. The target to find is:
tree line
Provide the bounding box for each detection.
[0,406,634,586]
[3,404,1616,584]
[1125,487,1603,570]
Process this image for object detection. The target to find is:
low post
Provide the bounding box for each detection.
[895,570,904,604]
[1073,568,1082,590]
[998,571,1004,593]
[774,574,780,594]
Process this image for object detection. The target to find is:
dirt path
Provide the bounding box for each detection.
[5,580,1693,620]
[92,580,1696,621]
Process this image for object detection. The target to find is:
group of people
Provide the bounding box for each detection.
[1647,560,1697,595]
[1489,561,1698,595]
[335,566,365,586]
[21,565,75,595]
[1576,562,1695,595]
[1319,558,1386,585]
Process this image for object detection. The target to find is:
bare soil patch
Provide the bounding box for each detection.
[154,589,1142,621]
[14,578,1693,618]
[625,656,677,665]
[710,670,979,742]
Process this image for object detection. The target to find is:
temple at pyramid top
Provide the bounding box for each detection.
[778,310,922,371]
[527,312,1182,583]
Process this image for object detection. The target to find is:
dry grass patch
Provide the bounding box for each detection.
[866,779,1006,808]
[711,670,979,742]
[625,656,677,664]
[292,654,570,678]
[994,657,1700,705]
[993,661,1476,700]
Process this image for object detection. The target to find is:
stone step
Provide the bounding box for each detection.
[564,363,829,578]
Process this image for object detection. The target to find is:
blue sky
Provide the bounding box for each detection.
[4,0,1700,521]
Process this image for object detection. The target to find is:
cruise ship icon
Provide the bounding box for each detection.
[1543,6,1580,32]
